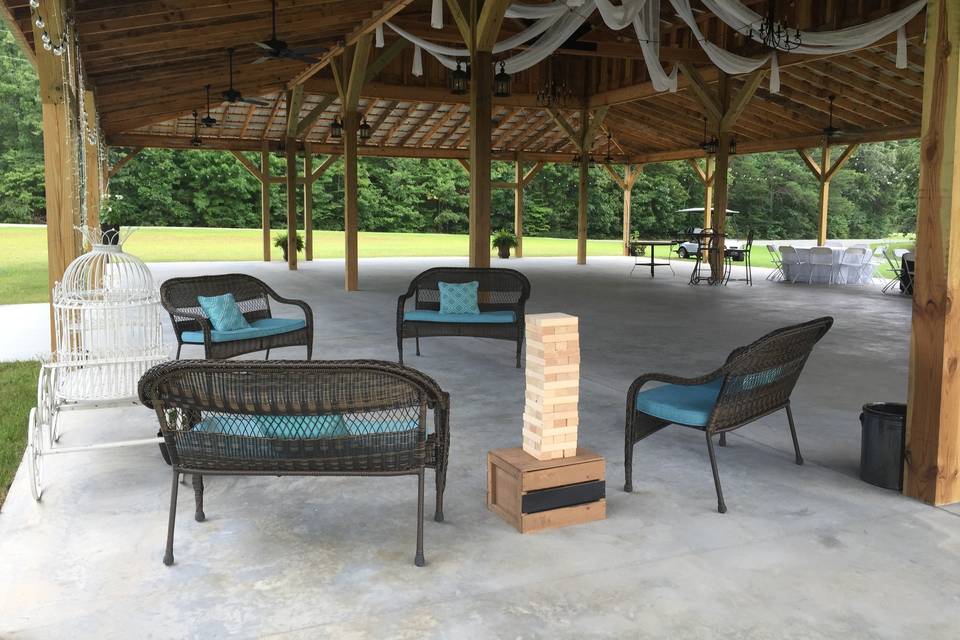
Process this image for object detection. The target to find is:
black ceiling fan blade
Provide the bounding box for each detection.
[252,55,272,64]
[240,97,271,106]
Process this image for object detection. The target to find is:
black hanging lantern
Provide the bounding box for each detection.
[699,117,718,155]
[494,61,511,98]
[450,60,468,95]
[330,116,343,139]
[190,110,203,147]
[571,153,581,165]
[729,136,738,155]
[603,131,613,164]
[358,116,371,142]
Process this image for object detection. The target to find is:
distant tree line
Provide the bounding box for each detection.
[0,22,919,241]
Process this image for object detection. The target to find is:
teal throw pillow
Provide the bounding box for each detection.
[197,293,251,332]
[438,281,480,315]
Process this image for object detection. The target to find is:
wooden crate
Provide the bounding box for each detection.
[487,447,606,533]
[523,312,581,460]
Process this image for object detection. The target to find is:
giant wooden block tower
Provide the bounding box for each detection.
[522,313,580,460]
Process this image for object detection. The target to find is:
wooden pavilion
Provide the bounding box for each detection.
[1,0,957,507]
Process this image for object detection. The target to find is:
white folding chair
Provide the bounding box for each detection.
[808,247,835,285]
[766,244,784,281]
[779,245,803,283]
[825,239,844,248]
[838,247,867,285]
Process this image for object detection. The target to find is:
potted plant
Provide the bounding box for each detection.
[492,229,518,259]
[274,232,304,262]
[98,193,125,245]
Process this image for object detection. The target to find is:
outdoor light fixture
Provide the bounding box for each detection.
[822,95,841,140]
[749,0,802,51]
[536,57,573,108]
[201,85,217,128]
[603,131,613,164]
[729,136,738,155]
[330,116,343,139]
[358,117,372,142]
[699,117,719,155]
[571,153,581,165]
[450,60,468,95]
[494,61,511,98]
[190,111,203,147]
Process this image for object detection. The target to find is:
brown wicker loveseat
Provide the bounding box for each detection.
[139,359,450,567]
[160,273,313,360]
[397,267,531,367]
[625,316,833,513]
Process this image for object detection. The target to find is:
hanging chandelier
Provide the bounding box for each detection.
[748,0,802,51]
[536,58,572,108]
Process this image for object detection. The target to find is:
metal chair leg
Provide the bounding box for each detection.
[264,348,270,360]
[415,334,421,356]
[192,473,206,522]
[516,338,522,368]
[435,461,447,522]
[719,432,727,447]
[163,469,180,566]
[624,426,634,492]
[414,469,425,567]
[705,432,727,514]
[175,344,182,359]
[786,403,804,465]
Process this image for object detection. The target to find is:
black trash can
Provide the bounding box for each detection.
[859,403,907,490]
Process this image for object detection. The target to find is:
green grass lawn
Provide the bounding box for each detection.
[0,225,915,305]
[0,361,37,506]
[0,226,625,304]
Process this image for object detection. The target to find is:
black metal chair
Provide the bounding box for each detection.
[397,267,531,368]
[624,317,833,513]
[139,359,450,567]
[689,228,721,285]
[725,230,755,286]
[160,273,313,360]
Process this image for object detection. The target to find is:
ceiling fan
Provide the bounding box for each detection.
[822,95,842,139]
[253,0,326,64]
[222,49,270,106]
[201,85,217,128]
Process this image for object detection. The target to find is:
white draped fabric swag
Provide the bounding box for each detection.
[379,0,926,95]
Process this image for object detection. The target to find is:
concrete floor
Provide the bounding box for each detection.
[2,256,957,639]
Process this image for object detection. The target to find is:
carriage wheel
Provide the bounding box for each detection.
[27,408,44,502]
[36,365,52,429]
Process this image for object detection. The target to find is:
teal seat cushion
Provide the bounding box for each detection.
[438,281,480,315]
[634,379,724,427]
[194,414,347,439]
[403,310,515,324]
[344,415,424,435]
[182,317,306,344]
[197,293,251,331]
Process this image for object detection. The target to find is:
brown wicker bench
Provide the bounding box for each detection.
[624,316,833,513]
[139,359,450,567]
[160,273,313,360]
[397,267,531,368]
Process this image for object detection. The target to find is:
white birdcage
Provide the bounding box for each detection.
[27,227,169,501]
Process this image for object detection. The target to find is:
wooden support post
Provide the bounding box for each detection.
[703,156,715,228]
[83,91,102,232]
[905,0,960,506]
[622,164,633,255]
[284,134,298,271]
[710,76,732,280]
[577,149,589,266]
[514,153,524,258]
[303,144,313,261]
[343,109,359,290]
[469,48,494,268]
[817,144,831,245]
[261,145,271,262]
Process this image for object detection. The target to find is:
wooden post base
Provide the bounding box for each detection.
[487,447,606,533]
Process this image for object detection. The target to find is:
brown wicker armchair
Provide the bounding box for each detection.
[160,273,313,360]
[624,316,833,513]
[397,267,531,368]
[139,359,450,567]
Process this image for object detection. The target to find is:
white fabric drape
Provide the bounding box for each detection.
[702,0,924,67]
[375,24,384,48]
[412,45,424,76]
[381,0,925,93]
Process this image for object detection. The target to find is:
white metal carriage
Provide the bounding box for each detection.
[26,228,169,501]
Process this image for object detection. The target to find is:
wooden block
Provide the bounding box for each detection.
[487,448,606,534]
[526,312,579,328]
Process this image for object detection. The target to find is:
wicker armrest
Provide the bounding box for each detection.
[171,309,213,342]
[626,369,727,411]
